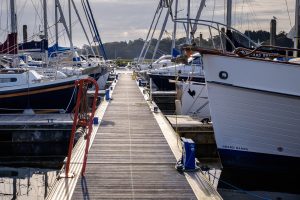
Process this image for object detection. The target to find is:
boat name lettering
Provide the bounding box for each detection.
[222,145,248,151]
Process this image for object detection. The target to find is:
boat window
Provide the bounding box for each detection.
[191,57,201,65]
[0,78,17,83]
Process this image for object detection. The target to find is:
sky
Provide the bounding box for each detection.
[0,0,296,47]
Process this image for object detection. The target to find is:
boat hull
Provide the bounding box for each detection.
[149,74,204,91]
[0,79,79,113]
[176,81,210,120]
[218,148,300,172]
[203,54,300,171]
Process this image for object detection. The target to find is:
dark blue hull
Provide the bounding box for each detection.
[149,74,205,91]
[0,80,77,113]
[218,149,300,173]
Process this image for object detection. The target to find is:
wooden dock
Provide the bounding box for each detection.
[47,73,221,200]
[73,74,198,199]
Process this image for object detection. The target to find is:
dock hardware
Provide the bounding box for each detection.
[63,77,99,178]
[175,137,200,172]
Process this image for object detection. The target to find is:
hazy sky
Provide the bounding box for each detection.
[0,0,296,47]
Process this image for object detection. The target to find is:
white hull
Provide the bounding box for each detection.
[176,81,210,120]
[96,71,110,90]
[202,54,300,169]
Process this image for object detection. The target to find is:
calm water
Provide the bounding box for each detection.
[0,167,58,200]
[203,167,300,200]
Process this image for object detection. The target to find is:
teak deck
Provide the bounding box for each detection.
[72,74,197,199]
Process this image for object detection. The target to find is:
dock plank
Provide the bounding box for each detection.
[72,74,197,199]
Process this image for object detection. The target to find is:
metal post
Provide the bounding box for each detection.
[226,0,232,28]
[150,78,153,102]
[270,18,276,46]
[226,0,233,51]
[23,25,28,42]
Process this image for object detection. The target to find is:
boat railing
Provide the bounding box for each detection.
[173,19,300,61]
[173,18,258,52]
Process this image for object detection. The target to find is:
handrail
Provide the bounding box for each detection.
[65,77,99,177]
[172,18,259,54]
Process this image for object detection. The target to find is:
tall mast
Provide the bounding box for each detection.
[43,0,48,64]
[171,0,178,52]
[138,2,162,63]
[56,0,74,50]
[43,0,48,40]
[10,0,17,33]
[151,0,174,62]
[186,0,191,43]
[55,0,59,45]
[295,0,300,56]
[69,0,72,49]
[191,0,206,36]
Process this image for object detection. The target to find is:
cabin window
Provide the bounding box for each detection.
[0,78,17,83]
[191,57,201,65]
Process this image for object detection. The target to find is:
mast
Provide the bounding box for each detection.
[43,0,48,40]
[151,0,174,62]
[295,0,300,56]
[71,0,96,57]
[191,0,207,36]
[186,0,191,43]
[171,0,178,52]
[43,0,48,64]
[55,0,59,45]
[138,2,162,63]
[56,0,74,50]
[10,0,17,33]
[69,0,72,49]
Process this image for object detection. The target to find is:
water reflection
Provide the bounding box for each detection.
[202,167,300,200]
[0,167,58,200]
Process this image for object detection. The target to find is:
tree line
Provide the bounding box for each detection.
[79,30,293,60]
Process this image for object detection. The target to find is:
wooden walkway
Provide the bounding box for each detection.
[72,74,197,199]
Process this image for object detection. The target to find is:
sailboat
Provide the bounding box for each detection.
[0,0,87,114]
[17,0,111,90]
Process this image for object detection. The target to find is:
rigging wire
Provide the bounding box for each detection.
[240,0,245,29]
[16,0,29,38]
[0,0,3,31]
[245,0,262,30]
[211,0,216,22]
[284,0,293,29]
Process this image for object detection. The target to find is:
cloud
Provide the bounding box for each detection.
[0,0,296,47]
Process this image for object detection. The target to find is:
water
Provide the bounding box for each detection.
[0,167,58,200]
[203,167,300,200]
